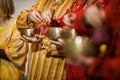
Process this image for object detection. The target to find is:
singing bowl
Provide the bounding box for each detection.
[64,36,97,58]
[61,29,77,40]
[46,27,62,40]
[18,28,41,37]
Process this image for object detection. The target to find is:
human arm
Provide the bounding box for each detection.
[16,0,42,29]
[0,25,28,68]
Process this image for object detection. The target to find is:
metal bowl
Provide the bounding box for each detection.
[18,28,41,37]
[64,36,97,58]
[46,27,62,40]
[61,29,77,40]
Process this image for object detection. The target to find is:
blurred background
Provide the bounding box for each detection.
[12,0,36,17]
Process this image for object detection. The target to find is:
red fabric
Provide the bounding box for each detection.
[103,0,120,57]
[66,63,86,80]
[58,0,100,80]
[72,10,92,36]
[87,57,120,80]
[58,0,120,79]
[62,1,89,79]
[58,0,87,27]
[56,0,120,79]
[85,0,120,79]
[58,0,109,80]
[104,0,120,29]
[98,0,120,58]
[72,0,109,36]
[58,0,91,80]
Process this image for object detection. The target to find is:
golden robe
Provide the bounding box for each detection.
[0,19,27,80]
[17,0,74,29]
[16,0,75,80]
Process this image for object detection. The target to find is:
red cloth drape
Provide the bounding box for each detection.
[59,0,120,79]
[85,0,120,80]
[66,63,87,80]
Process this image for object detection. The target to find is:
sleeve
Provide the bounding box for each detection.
[72,10,92,36]
[57,9,92,36]
[16,0,39,29]
[57,10,68,27]
[0,25,28,68]
[107,58,120,80]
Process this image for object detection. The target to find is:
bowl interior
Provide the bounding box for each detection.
[61,29,76,40]
[64,36,97,57]
[18,28,41,37]
[46,27,62,40]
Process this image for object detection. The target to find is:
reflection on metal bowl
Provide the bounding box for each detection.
[18,28,41,37]
[64,36,97,58]
[61,29,76,40]
[46,27,62,40]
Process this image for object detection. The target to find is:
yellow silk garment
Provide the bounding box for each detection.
[0,27,3,32]
[17,0,75,29]
[0,19,27,80]
[16,0,76,80]
[0,58,19,80]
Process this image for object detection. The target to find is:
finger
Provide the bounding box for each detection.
[30,38,40,43]
[64,14,70,21]
[29,14,39,23]
[42,12,47,21]
[48,10,53,19]
[30,12,42,23]
[58,39,65,44]
[43,11,51,23]
[63,14,73,26]
[34,11,43,22]
[36,35,45,38]
[35,38,43,43]
[70,14,76,20]
[35,34,44,39]
[35,34,41,38]
[50,40,63,46]
[32,13,42,23]
[85,9,102,27]
[20,36,28,42]
[22,35,43,43]
[22,35,35,42]
[63,18,72,26]
[43,10,54,23]
[31,37,44,43]
[46,15,51,23]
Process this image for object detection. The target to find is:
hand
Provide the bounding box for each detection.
[28,11,43,23]
[42,10,55,23]
[49,38,64,46]
[21,35,44,43]
[63,13,76,27]
[84,6,106,28]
